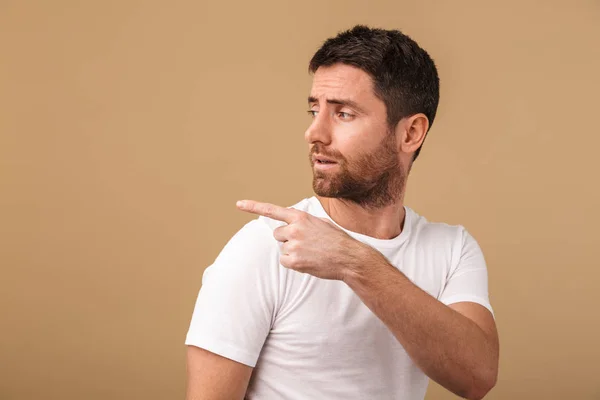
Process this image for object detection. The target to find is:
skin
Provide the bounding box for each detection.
[186,346,252,400]
[186,63,499,400]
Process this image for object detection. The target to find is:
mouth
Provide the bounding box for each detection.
[316,159,335,165]
[312,155,337,165]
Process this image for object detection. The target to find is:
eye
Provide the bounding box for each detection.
[307,110,318,118]
[338,112,353,120]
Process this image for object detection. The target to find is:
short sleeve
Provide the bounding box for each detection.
[438,227,494,317]
[185,219,280,367]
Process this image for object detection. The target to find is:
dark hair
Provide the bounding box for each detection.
[309,25,440,161]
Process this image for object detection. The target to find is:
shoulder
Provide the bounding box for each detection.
[202,217,281,286]
[203,198,314,283]
[217,197,314,256]
[405,207,480,262]
[221,218,274,252]
[407,207,468,244]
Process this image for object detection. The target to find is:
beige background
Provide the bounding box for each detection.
[1,1,599,399]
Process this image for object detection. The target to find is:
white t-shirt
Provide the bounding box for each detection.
[185,196,493,400]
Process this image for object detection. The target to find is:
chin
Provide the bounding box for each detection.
[312,180,329,196]
[313,182,338,198]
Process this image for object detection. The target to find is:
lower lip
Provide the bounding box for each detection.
[314,161,338,170]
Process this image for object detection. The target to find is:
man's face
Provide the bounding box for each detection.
[305,63,405,208]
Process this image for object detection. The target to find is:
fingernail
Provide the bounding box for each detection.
[236,200,245,208]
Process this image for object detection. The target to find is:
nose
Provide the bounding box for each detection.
[304,112,332,145]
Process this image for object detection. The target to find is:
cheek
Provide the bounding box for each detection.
[335,125,386,162]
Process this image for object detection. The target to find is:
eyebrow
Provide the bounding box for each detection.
[308,96,366,114]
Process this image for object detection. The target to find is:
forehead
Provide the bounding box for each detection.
[310,63,377,101]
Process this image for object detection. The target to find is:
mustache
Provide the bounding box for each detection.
[309,144,346,162]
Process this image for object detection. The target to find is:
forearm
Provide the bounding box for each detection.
[343,248,498,400]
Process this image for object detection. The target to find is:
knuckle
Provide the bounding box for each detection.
[288,224,299,237]
[297,212,309,221]
[288,254,300,268]
[287,241,298,253]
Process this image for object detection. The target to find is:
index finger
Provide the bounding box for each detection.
[236,200,299,224]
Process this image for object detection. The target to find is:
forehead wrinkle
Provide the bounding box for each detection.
[312,72,368,96]
[310,81,372,107]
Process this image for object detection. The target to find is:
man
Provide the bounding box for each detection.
[185,25,499,400]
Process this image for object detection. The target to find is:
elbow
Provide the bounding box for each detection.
[465,366,498,400]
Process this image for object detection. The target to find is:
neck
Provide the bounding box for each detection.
[316,195,406,240]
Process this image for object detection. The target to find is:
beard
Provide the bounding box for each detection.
[309,133,405,209]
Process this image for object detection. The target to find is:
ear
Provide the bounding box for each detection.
[395,113,429,156]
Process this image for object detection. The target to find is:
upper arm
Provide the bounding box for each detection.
[448,301,500,390]
[184,219,281,395]
[186,345,253,400]
[185,219,280,366]
[442,227,499,366]
[439,227,494,316]
[448,302,498,347]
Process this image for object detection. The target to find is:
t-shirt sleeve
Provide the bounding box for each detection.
[185,219,280,367]
[438,227,494,317]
